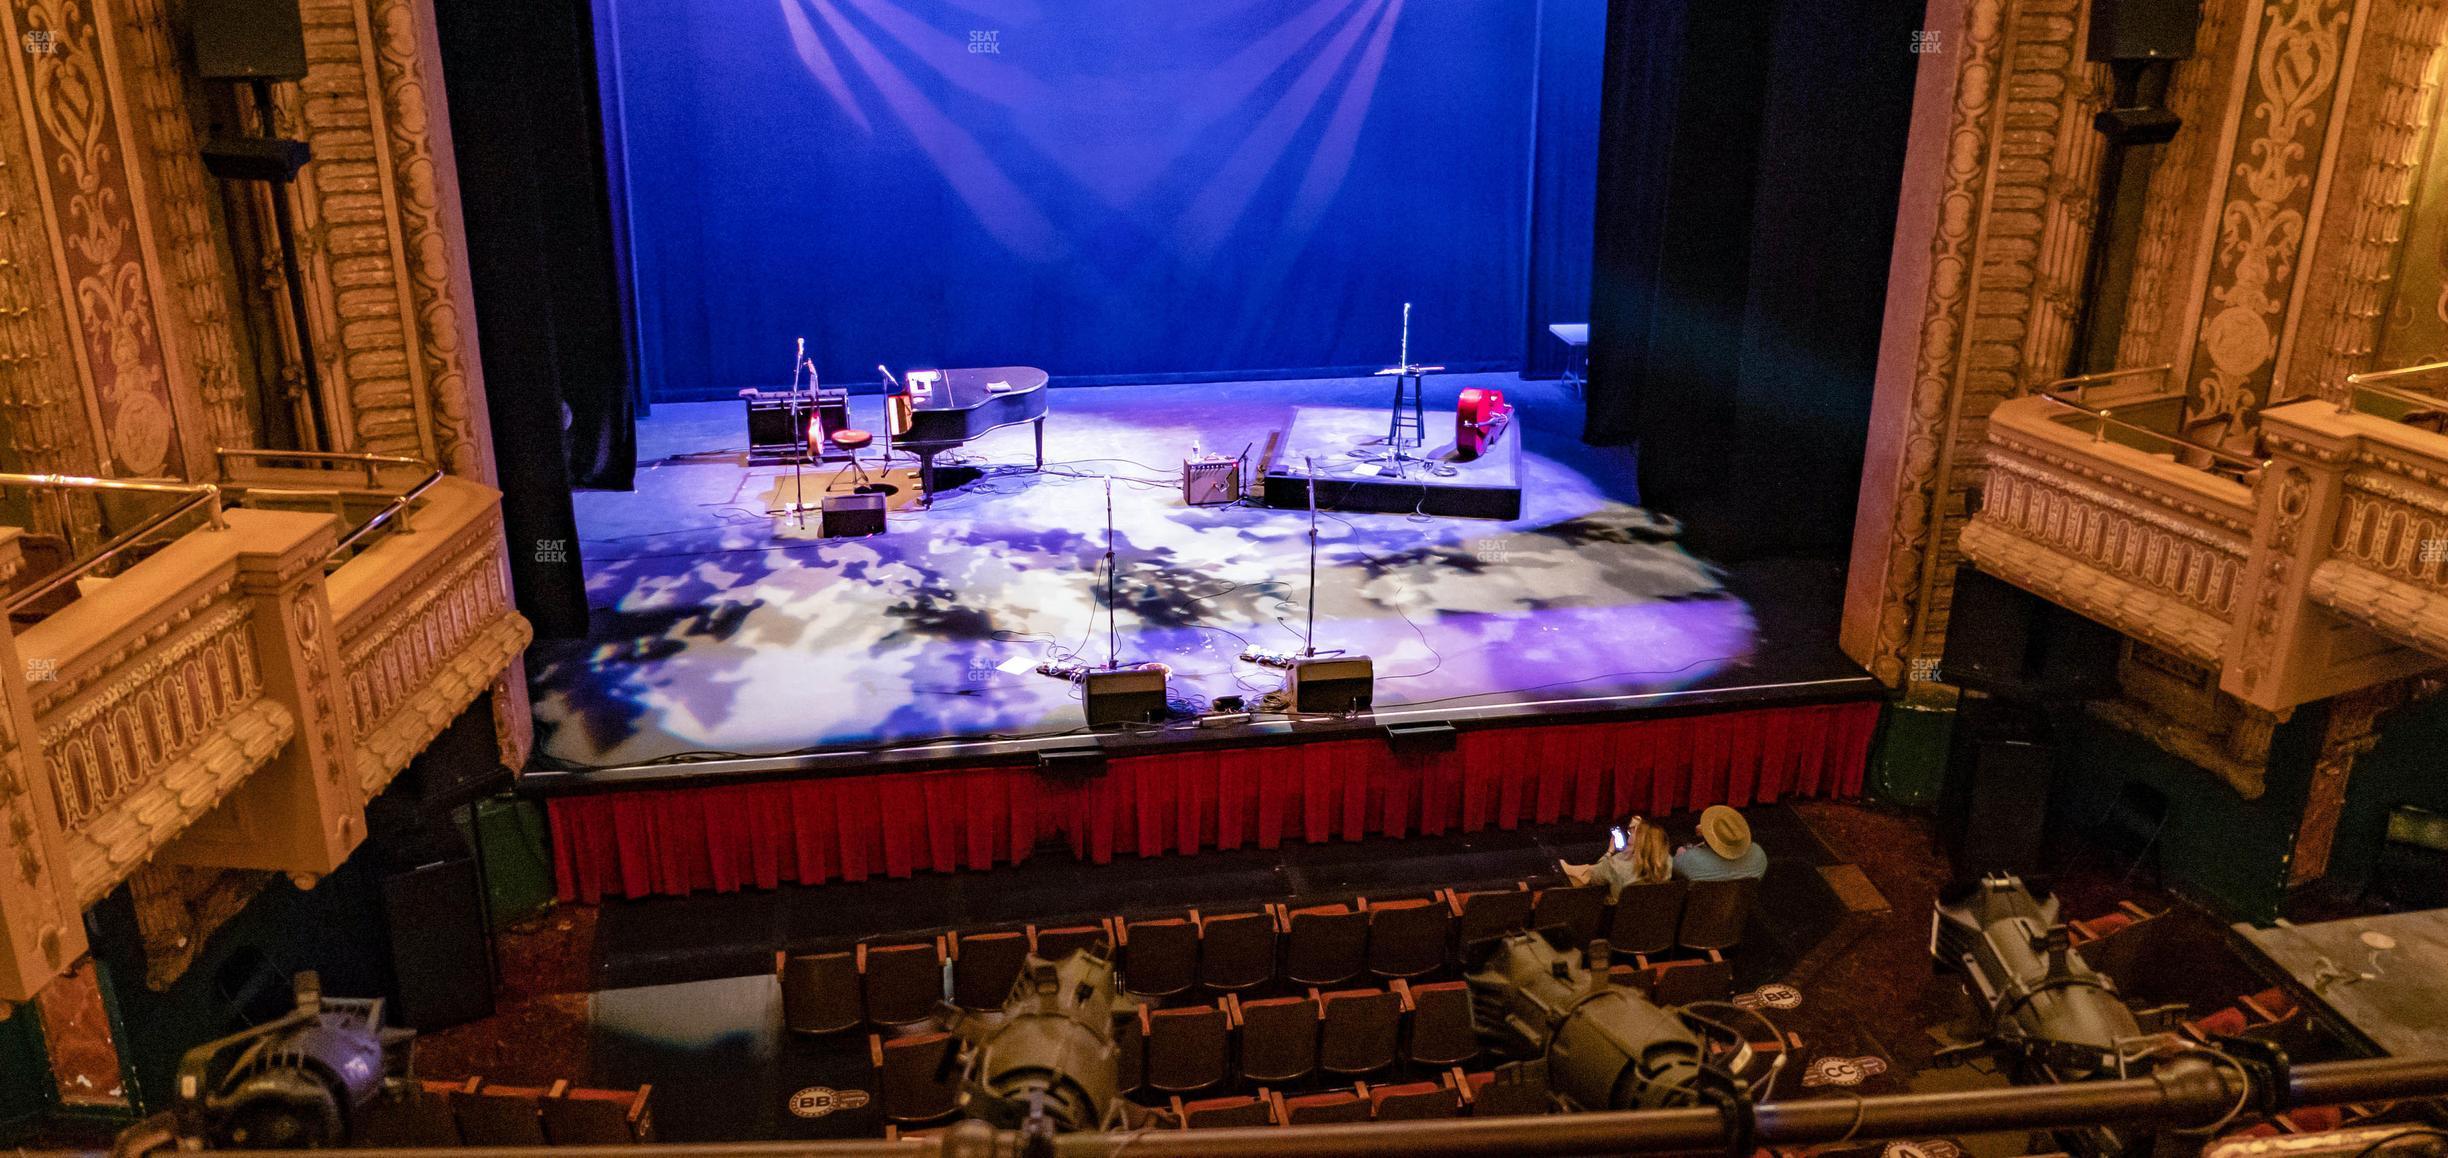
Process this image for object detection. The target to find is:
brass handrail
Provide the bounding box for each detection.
[329,467,443,558]
[0,473,226,615]
[215,447,432,490]
[2031,393,2269,474]
[2337,364,2448,419]
[2343,358,2448,387]
[214,447,441,560]
[2041,362,2175,394]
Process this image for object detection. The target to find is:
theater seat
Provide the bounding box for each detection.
[1317,987,1400,1077]
[1118,915,1200,1000]
[1229,992,1320,1085]
[1276,1088,1370,1124]
[779,950,861,1035]
[949,930,1030,1011]
[1448,886,1535,951]
[870,1033,962,1125]
[1678,879,1755,953]
[1196,910,1278,993]
[859,940,947,1027]
[454,1081,547,1145]
[1398,979,1477,1068]
[1370,1079,1460,1121]
[1173,1092,1276,1129]
[1143,1002,1229,1095]
[541,1082,655,1144]
[1363,896,1451,979]
[1032,922,1114,963]
[1606,880,1686,956]
[1461,1060,1552,1117]
[1532,883,1609,947]
[1280,903,1368,987]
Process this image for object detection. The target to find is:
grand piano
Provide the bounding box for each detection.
[889,365,1049,501]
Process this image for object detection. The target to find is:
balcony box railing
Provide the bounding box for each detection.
[0,465,529,1008]
[2262,375,2448,667]
[1964,373,2447,731]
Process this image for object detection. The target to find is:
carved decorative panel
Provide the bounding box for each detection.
[0,25,98,484]
[2186,0,2354,429]
[287,0,492,479]
[0,0,187,477]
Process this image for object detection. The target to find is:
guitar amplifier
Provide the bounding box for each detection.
[820,492,886,538]
[742,387,849,464]
[1288,656,1374,714]
[1084,668,1169,728]
[1183,455,1241,506]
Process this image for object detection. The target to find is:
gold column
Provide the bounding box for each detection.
[0,529,88,1008]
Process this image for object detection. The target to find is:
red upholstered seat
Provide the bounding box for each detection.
[830,428,874,450]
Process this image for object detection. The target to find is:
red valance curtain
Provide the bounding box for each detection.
[550,700,1882,902]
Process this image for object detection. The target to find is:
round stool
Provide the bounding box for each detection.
[826,427,876,489]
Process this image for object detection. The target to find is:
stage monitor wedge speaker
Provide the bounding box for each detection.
[1084,668,1168,728]
[2087,0,2204,61]
[191,0,310,80]
[1939,565,2120,702]
[1288,656,1374,715]
[821,493,886,538]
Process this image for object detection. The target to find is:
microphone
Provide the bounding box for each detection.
[877,363,902,392]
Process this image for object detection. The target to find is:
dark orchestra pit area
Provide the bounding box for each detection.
[528,375,1870,773]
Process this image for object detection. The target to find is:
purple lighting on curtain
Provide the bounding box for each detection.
[798,0,1069,260]
[778,0,1404,267]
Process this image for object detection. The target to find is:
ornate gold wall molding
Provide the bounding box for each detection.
[1846,0,2107,687]
[0,25,98,485]
[367,0,493,483]
[285,0,493,484]
[0,0,193,479]
[2295,0,2448,397]
[2185,0,2357,430]
[115,0,255,455]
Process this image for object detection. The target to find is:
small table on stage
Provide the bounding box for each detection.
[1549,323,1589,396]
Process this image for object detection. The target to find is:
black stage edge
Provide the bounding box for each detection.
[1261,404,1524,520]
[516,558,1881,797]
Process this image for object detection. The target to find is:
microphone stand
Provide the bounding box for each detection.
[789,338,810,526]
[1104,478,1121,671]
[1371,302,1445,479]
[1304,455,1320,659]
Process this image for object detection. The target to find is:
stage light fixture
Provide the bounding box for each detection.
[944,947,1124,1137]
[1465,931,1738,1113]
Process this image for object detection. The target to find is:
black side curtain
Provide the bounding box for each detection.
[432,0,636,636]
[1588,0,1922,562]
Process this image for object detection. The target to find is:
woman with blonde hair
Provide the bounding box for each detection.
[1561,816,1674,899]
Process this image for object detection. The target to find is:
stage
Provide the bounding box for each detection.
[528,375,1871,772]
[523,374,1880,901]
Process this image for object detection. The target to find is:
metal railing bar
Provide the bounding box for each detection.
[0,474,225,615]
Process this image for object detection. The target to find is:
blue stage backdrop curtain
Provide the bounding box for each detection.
[597,0,1590,400]
[1523,0,1603,380]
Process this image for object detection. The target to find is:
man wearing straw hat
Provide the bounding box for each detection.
[1674,805,1768,882]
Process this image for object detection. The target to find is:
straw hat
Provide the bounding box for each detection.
[1698,805,1752,860]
